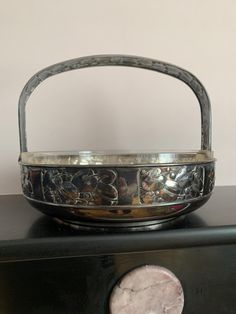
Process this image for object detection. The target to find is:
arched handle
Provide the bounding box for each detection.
[18,55,212,152]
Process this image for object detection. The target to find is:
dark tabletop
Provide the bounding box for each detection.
[0,186,235,262]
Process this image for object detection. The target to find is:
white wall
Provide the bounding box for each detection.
[0,0,235,194]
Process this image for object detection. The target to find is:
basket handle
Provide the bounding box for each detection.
[18,55,212,152]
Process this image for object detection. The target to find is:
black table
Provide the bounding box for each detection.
[0,187,235,313]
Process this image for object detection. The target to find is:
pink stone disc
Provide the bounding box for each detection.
[109,265,184,314]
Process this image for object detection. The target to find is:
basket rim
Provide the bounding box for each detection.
[20,150,215,167]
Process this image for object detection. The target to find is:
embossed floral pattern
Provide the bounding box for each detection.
[40,168,118,206]
[140,166,205,205]
[21,166,34,198]
[21,163,214,207]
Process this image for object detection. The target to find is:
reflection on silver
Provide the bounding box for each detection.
[18,55,215,228]
[21,163,214,208]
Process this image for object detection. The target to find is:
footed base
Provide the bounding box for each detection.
[53,215,186,232]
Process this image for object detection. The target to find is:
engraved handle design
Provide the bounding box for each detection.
[18,55,212,152]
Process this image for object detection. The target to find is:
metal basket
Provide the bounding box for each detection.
[18,55,215,231]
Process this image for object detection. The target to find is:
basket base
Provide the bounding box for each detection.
[25,195,211,232]
[53,215,186,232]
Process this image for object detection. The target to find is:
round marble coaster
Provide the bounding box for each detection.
[109,265,184,314]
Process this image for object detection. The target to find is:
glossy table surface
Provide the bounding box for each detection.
[0,186,236,262]
[0,187,236,314]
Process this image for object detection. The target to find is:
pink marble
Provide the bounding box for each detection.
[109,265,184,314]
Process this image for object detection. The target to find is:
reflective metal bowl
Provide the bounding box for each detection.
[18,55,215,231]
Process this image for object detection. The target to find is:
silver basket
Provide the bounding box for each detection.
[18,55,215,231]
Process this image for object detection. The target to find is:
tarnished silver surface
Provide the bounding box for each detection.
[18,55,215,229]
[18,55,211,153]
[20,162,214,223]
[21,164,214,207]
